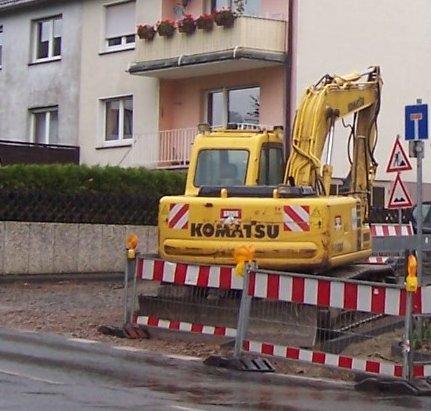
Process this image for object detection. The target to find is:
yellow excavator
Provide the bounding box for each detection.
[158,66,384,276]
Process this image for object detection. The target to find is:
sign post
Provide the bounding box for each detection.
[405,99,428,353]
[405,99,428,287]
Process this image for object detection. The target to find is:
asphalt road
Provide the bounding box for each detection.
[0,328,431,410]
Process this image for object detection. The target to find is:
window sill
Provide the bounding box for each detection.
[99,44,135,56]
[96,141,133,150]
[29,56,62,66]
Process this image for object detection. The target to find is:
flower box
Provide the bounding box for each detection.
[195,13,214,31]
[156,19,176,37]
[137,24,156,40]
[214,9,236,28]
[178,14,196,35]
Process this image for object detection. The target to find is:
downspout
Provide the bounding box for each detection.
[284,0,296,158]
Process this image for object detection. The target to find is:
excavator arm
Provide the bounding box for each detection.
[285,66,383,221]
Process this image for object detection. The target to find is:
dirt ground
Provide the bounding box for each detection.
[0,278,416,382]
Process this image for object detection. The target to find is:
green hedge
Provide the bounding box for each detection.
[0,164,186,196]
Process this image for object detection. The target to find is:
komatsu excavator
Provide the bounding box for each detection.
[158,66,384,276]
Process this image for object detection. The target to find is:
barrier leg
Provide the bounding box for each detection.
[402,291,413,382]
[234,263,252,357]
[123,254,137,325]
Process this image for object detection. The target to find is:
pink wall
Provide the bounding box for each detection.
[262,0,289,20]
[159,66,286,131]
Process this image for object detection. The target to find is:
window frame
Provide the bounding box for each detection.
[104,0,136,53]
[101,95,134,147]
[32,15,62,63]
[30,106,59,145]
[208,0,261,16]
[205,85,261,127]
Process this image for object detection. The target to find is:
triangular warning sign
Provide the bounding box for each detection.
[387,173,413,209]
[386,136,412,173]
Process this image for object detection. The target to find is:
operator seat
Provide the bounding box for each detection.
[219,163,242,185]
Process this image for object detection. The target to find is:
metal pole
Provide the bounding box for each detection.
[416,139,424,344]
[234,263,253,358]
[123,253,130,325]
[416,140,424,286]
[123,254,137,324]
[402,290,413,382]
[398,208,402,233]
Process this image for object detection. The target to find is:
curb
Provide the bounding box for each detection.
[0,326,354,390]
[0,272,124,284]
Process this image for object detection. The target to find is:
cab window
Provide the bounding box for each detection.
[258,144,284,185]
[194,149,249,186]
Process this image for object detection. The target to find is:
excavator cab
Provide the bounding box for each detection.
[183,126,285,196]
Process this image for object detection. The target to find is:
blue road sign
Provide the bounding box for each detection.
[405,104,428,140]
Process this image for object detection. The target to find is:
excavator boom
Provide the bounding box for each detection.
[286,66,382,221]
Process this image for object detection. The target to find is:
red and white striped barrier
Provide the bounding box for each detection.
[137,258,242,290]
[243,340,430,379]
[134,255,431,378]
[135,315,237,338]
[133,313,431,379]
[366,256,390,264]
[137,256,431,315]
[248,272,426,315]
[370,223,414,237]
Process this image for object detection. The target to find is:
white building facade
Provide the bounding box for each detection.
[292,0,431,201]
[0,0,82,147]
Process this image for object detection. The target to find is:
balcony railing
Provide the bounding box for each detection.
[131,16,287,77]
[130,127,197,169]
[0,140,80,165]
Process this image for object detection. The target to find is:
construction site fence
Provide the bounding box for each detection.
[124,254,431,382]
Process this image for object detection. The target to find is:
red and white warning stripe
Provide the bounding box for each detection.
[136,257,431,314]
[370,223,413,237]
[168,203,189,230]
[134,315,237,338]
[136,258,243,290]
[366,256,390,264]
[132,315,431,378]
[283,205,310,231]
[248,271,425,315]
[243,340,430,378]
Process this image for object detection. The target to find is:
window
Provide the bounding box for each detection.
[207,86,260,127]
[33,16,62,61]
[105,1,135,50]
[258,144,284,185]
[0,25,3,68]
[209,0,261,16]
[194,149,249,186]
[104,96,133,143]
[30,106,59,144]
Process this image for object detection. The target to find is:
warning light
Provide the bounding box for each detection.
[406,253,418,293]
[127,234,138,259]
[234,245,255,276]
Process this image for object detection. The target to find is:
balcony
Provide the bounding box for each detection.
[0,140,80,165]
[129,16,287,79]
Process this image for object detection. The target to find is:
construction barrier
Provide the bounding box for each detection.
[124,253,431,383]
[238,265,431,380]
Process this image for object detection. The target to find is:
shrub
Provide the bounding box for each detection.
[0,164,186,196]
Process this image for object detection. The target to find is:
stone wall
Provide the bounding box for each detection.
[0,222,157,275]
